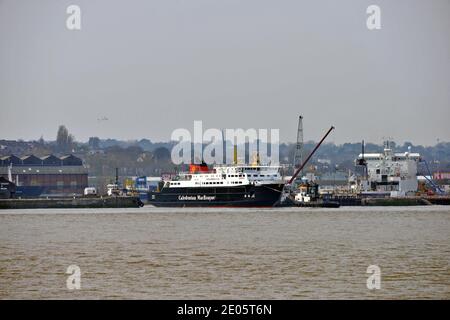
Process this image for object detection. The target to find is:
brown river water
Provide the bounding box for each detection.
[0,206,449,299]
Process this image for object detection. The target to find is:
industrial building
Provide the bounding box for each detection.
[0,154,88,197]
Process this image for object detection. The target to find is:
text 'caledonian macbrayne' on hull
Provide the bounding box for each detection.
[148,162,285,207]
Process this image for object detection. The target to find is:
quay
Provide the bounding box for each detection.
[317,195,450,207]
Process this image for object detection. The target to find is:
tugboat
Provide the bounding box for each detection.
[148,161,285,207]
[288,180,340,208]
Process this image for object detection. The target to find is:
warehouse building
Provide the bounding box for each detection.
[0,154,87,197]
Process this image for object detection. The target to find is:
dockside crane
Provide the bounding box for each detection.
[275,124,335,206]
[288,126,335,186]
[293,115,304,175]
[420,160,445,195]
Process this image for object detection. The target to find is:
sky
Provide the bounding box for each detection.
[0,0,449,145]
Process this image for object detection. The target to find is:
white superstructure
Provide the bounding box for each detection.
[216,165,284,184]
[357,141,421,196]
[166,164,284,188]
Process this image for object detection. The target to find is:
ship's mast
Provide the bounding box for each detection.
[293,115,304,175]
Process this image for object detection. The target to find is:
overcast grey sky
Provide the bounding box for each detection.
[0,0,449,145]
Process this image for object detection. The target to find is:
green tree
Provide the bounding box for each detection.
[56,125,75,152]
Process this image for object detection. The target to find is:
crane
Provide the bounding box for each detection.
[288,126,335,185]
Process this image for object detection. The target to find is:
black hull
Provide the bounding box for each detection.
[148,183,284,207]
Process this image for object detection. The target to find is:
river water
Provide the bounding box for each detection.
[0,206,449,299]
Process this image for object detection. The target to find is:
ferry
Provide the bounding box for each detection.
[148,162,285,207]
